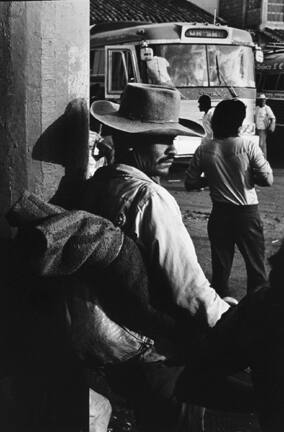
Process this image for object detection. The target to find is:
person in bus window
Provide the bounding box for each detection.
[255,93,276,159]
[146,56,173,86]
[171,48,207,87]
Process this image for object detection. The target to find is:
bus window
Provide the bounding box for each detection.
[90,49,105,100]
[170,45,208,87]
[145,44,208,87]
[91,49,105,76]
[208,45,255,87]
[107,49,135,93]
[138,43,255,89]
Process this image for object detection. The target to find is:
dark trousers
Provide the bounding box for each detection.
[208,203,267,297]
[102,285,284,432]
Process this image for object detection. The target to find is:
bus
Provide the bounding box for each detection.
[90,21,262,157]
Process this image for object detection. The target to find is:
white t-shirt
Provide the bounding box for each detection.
[255,105,275,130]
[202,107,214,138]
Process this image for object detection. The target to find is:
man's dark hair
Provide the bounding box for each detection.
[211,99,246,139]
[198,94,211,106]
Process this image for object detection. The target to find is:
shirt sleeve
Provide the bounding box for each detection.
[184,147,205,190]
[208,108,214,122]
[266,105,275,119]
[135,186,229,327]
[248,139,273,186]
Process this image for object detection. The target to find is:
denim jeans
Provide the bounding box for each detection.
[208,203,267,297]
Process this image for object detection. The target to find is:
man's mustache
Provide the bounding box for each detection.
[159,156,176,163]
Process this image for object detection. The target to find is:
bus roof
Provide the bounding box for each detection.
[91,21,254,47]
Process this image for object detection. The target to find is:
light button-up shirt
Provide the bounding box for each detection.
[83,164,230,328]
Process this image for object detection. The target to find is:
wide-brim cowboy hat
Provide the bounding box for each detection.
[90,83,204,137]
[257,93,267,99]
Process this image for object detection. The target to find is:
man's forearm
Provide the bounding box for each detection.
[253,161,273,187]
[269,118,276,133]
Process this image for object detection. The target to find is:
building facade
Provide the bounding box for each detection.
[263,0,284,29]
[219,0,284,30]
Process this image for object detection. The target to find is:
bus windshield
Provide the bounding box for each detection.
[143,44,255,88]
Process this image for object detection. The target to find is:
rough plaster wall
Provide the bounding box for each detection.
[24,2,46,199]
[0,3,27,237]
[27,0,89,200]
[0,3,11,237]
[0,0,89,237]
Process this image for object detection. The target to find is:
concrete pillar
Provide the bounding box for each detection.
[0,4,90,430]
[0,0,89,237]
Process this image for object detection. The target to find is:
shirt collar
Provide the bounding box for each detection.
[112,164,160,184]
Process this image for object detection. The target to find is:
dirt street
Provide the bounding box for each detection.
[164,167,284,300]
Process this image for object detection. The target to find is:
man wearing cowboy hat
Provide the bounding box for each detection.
[78,83,262,429]
[85,83,230,325]
[255,93,276,158]
[76,83,284,431]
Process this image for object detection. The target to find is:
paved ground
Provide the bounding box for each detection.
[102,166,284,432]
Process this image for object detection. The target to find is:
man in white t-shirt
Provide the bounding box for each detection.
[255,93,276,158]
[198,94,214,143]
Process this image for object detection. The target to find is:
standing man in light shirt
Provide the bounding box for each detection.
[185,99,273,297]
[198,94,214,143]
[255,93,276,158]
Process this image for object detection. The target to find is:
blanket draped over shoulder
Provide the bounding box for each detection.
[7,191,155,365]
[8,190,124,275]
